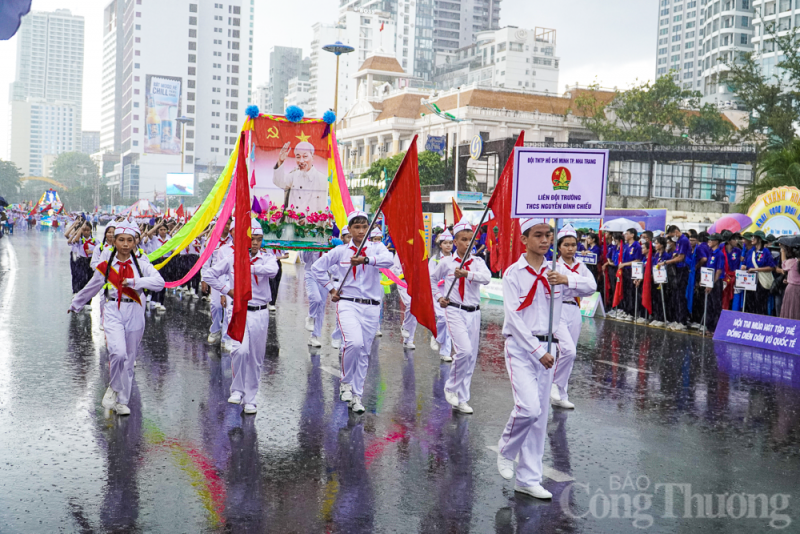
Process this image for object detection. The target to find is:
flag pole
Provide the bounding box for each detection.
[335,136,418,294]
[547,218,559,355]
[442,201,492,300]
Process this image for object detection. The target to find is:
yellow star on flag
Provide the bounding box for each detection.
[296,131,311,143]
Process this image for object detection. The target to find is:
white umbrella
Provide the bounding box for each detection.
[600,217,645,233]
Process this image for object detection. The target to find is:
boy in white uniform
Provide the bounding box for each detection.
[330,226,351,349]
[68,220,165,415]
[201,218,233,344]
[204,218,279,414]
[429,230,454,360]
[391,248,417,350]
[301,246,327,348]
[496,219,580,500]
[430,217,491,414]
[312,211,394,413]
[553,224,597,409]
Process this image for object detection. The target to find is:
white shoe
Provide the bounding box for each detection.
[102,387,117,409]
[635,317,648,324]
[228,391,243,404]
[376,330,383,337]
[157,304,166,313]
[608,310,618,318]
[202,295,210,302]
[403,342,416,350]
[350,395,365,413]
[441,354,453,362]
[331,338,341,350]
[650,320,664,327]
[207,332,221,343]
[340,383,353,402]
[430,337,440,351]
[85,304,92,311]
[673,323,687,331]
[497,453,515,480]
[99,323,104,331]
[455,402,473,414]
[514,484,552,500]
[268,304,276,311]
[308,336,322,347]
[243,403,257,414]
[551,397,575,409]
[113,403,130,416]
[191,292,199,299]
[689,322,702,330]
[401,327,410,339]
[623,314,634,322]
[550,384,561,402]
[221,342,232,352]
[444,389,459,407]
[304,316,315,332]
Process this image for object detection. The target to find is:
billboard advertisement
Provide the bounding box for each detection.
[166,173,194,196]
[145,75,183,155]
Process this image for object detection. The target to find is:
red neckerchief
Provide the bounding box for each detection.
[250,253,260,285]
[349,245,367,279]
[454,255,474,300]
[81,237,96,256]
[563,260,581,305]
[517,265,551,311]
[96,259,142,308]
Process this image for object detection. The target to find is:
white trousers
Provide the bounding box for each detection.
[497,337,555,488]
[209,287,223,334]
[103,300,145,406]
[434,305,452,357]
[229,308,269,405]
[398,286,417,340]
[552,305,580,401]
[336,299,381,397]
[305,273,327,338]
[222,298,232,344]
[444,306,480,403]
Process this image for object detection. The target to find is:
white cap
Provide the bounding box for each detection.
[251,218,263,236]
[452,216,472,236]
[369,227,383,238]
[228,217,235,230]
[437,229,453,242]
[520,218,549,234]
[114,219,139,236]
[557,223,577,240]
[104,221,116,233]
[340,225,350,236]
[347,210,368,224]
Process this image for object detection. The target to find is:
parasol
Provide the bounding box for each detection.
[600,217,645,233]
[707,214,752,234]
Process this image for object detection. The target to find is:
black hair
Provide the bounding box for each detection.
[698,231,709,242]
[667,225,680,234]
[626,228,638,241]
[557,235,578,249]
[643,230,653,240]
[349,216,368,226]
[688,229,698,238]
[654,236,667,249]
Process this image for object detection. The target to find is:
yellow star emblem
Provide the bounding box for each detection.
[296,131,311,143]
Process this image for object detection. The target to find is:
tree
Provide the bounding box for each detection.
[573,76,734,145]
[737,139,800,212]
[50,151,99,189]
[360,150,451,209]
[0,160,22,202]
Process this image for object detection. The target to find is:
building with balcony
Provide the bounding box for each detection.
[699,0,754,105]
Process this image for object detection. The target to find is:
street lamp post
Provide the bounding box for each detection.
[174,116,194,216]
[322,41,355,119]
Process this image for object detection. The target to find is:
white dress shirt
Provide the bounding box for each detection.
[311,240,394,302]
[70,255,165,311]
[204,249,280,306]
[430,252,491,307]
[558,257,598,302]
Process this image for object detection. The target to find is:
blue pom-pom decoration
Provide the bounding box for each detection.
[323,110,336,125]
[331,238,344,246]
[245,105,259,119]
[285,105,304,123]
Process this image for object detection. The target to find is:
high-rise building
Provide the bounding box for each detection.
[655,0,703,91]
[252,82,271,111]
[81,131,101,154]
[100,0,125,154]
[433,0,500,52]
[8,9,84,176]
[101,0,254,200]
[266,47,305,114]
[701,0,754,105]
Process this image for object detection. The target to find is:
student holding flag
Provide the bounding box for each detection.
[430,216,492,414]
[67,220,166,416]
[429,230,454,360]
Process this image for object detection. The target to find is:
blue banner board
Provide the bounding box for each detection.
[713,310,800,356]
[425,135,447,156]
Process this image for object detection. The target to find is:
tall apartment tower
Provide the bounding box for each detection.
[700,0,754,105]
[433,0,500,52]
[267,46,304,114]
[655,0,703,91]
[8,9,84,176]
[102,0,253,200]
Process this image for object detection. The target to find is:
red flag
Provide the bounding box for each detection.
[227,134,253,342]
[176,204,185,219]
[381,136,437,337]
[451,197,463,223]
[642,241,653,314]
[487,132,526,274]
[380,21,385,32]
[612,240,624,308]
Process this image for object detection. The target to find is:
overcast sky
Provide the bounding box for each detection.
[0,0,657,160]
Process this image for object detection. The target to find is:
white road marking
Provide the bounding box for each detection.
[595,360,652,374]
[486,445,575,482]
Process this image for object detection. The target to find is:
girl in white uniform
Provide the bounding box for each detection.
[205,218,279,414]
[551,224,597,409]
[330,226,351,349]
[200,218,233,344]
[430,217,492,414]
[68,220,165,416]
[428,230,454,360]
[302,247,327,348]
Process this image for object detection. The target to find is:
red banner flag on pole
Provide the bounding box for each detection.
[176,203,185,219]
[227,134,253,342]
[451,196,463,224]
[381,136,438,337]
[612,240,624,309]
[487,132,526,275]
[642,241,653,314]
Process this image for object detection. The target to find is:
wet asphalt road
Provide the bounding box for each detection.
[0,231,798,534]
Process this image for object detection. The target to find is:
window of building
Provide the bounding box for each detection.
[189,41,196,50]
[188,92,195,101]
[135,63,140,68]
[741,33,748,44]
[189,3,197,12]
[188,66,196,75]
[187,105,195,114]
[188,80,195,88]
[189,16,197,25]
[188,54,196,63]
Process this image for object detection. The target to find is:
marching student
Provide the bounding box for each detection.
[428,230,454,360]
[552,224,596,409]
[66,219,97,297]
[391,243,418,350]
[201,217,233,344]
[430,217,492,414]
[496,218,581,500]
[67,220,166,416]
[330,226,351,350]
[301,245,327,348]
[704,233,726,334]
[311,211,394,414]
[205,218,279,415]
[143,220,173,311]
[91,221,117,269]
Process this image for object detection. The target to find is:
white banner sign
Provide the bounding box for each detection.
[700,267,715,288]
[511,147,609,219]
[632,261,644,280]
[653,264,667,283]
[735,270,757,291]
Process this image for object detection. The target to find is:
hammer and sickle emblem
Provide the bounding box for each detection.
[266,127,279,139]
